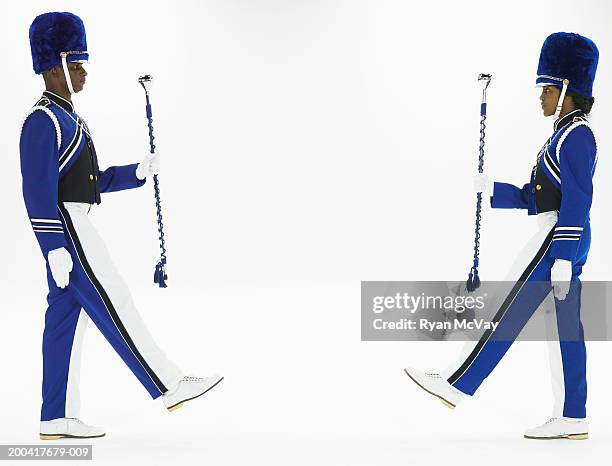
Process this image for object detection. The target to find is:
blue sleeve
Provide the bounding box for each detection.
[549,125,596,261]
[20,111,69,257]
[99,163,146,193]
[490,182,530,209]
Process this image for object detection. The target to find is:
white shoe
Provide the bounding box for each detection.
[162,375,224,412]
[524,417,588,440]
[40,418,105,440]
[403,367,464,409]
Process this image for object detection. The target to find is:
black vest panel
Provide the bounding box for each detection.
[534,164,561,213]
[58,134,101,204]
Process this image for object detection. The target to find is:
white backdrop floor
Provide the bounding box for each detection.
[1,288,610,465]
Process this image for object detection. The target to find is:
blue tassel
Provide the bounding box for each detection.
[466,268,481,292]
[154,262,168,288]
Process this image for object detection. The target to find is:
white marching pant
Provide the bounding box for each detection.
[41,202,184,421]
[442,212,579,417]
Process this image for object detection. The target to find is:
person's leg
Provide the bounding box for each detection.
[547,279,587,419]
[446,228,555,395]
[59,203,183,399]
[406,220,557,407]
[441,212,557,379]
[546,227,590,420]
[525,278,588,440]
[41,269,87,421]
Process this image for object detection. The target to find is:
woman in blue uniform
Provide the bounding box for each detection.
[404,32,599,440]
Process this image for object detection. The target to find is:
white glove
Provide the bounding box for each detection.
[136,152,161,180]
[551,259,572,300]
[48,247,73,289]
[473,173,494,195]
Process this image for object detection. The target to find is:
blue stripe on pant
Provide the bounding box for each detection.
[446,225,589,419]
[41,203,183,421]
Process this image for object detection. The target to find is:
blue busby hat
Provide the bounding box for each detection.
[536,32,598,98]
[29,12,88,75]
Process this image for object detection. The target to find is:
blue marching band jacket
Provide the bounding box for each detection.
[491,109,597,262]
[20,91,145,257]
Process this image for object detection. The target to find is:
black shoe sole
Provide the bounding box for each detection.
[524,433,588,440]
[40,433,106,440]
[167,376,224,412]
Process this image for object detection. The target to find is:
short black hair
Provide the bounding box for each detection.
[567,90,595,114]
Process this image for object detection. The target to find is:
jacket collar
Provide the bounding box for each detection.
[554,109,585,132]
[42,90,74,112]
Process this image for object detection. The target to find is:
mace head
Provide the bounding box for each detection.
[478,73,492,90]
[138,74,153,94]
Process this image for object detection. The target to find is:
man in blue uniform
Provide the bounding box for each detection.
[21,12,223,440]
[404,32,598,440]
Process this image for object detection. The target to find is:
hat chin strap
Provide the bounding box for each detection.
[60,52,75,95]
[554,79,570,120]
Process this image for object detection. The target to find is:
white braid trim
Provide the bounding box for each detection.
[556,120,596,168]
[20,106,62,150]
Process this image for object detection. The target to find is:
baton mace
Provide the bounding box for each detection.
[138,74,168,288]
[466,73,492,292]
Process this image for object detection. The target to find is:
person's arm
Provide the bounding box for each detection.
[98,163,146,193]
[20,111,69,257]
[98,151,160,193]
[490,181,530,209]
[549,125,597,261]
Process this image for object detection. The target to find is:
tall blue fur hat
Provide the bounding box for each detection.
[29,12,89,74]
[536,32,598,98]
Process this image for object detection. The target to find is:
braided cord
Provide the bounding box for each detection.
[466,105,487,292]
[145,101,168,288]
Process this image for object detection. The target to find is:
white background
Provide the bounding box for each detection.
[1,0,611,464]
